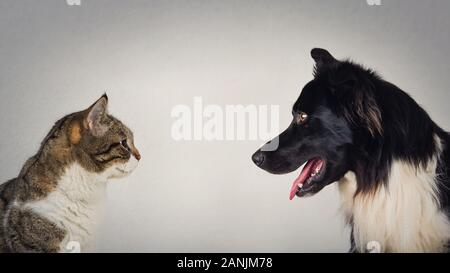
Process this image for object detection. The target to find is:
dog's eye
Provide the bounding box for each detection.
[296,112,309,125]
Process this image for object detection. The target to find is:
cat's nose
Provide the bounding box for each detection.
[132,148,141,161]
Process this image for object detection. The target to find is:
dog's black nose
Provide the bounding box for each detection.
[252,152,265,166]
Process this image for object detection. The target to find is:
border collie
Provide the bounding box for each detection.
[252,48,450,252]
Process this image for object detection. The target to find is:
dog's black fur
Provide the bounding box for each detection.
[252,48,450,251]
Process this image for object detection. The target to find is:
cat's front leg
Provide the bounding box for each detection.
[4,206,67,253]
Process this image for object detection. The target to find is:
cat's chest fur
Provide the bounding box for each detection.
[22,163,107,252]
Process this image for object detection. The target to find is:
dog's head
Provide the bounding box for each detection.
[252,48,383,199]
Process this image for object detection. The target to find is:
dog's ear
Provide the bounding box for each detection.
[311,48,338,72]
[335,78,383,137]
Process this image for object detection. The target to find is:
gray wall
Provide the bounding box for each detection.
[0,0,449,252]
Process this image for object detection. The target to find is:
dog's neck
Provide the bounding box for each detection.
[338,150,450,252]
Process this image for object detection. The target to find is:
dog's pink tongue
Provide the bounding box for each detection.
[289,160,315,200]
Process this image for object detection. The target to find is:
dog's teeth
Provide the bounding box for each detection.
[298,184,303,188]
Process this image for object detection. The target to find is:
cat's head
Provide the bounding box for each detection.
[53,94,141,179]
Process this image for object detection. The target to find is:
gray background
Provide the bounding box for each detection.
[0,0,449,252]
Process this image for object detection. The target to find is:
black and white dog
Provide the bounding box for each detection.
[252,48,450,252]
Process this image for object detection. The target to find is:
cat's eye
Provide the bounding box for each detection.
[295,111,309,125]
[120,139,131,151]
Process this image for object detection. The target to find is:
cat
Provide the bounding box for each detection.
[0,94,141,253]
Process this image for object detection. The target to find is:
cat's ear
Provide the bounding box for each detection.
[84,94,109,137]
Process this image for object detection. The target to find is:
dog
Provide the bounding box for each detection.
[252,48,450,252]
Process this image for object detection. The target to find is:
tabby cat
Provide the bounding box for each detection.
[0,94,141,252]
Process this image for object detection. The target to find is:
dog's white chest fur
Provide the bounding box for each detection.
[339,159,450,252]
[24,163,107,252]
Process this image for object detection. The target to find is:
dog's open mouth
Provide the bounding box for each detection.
[289,157,325,200]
